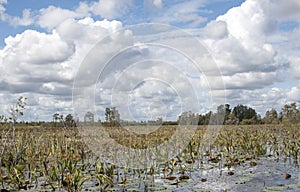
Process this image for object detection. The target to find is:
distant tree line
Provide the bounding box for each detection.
[4,101,300,127]
[178,102,300,125]
[45,102,300,127]
[51,113,77,128]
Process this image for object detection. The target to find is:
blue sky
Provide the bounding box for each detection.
[0,0,300,121]
[0,0,245,46]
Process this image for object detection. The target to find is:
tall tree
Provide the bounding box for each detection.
[179,111,198,125]
[105,108,111,122]
[225,113,239,125]
[65,114,76,128]
[281,103,299,124]
[232,104,257,123]
[105,107,120,125]
[244,107,257,120]
[263,108,278,124]
[225,104,231,116]
[53,113,60,123]
[216,104,231,124]
[232,104,248,122]
[111,107,120,122]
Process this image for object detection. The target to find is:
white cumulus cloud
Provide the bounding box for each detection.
[90,0,134,19]
[37,6,84,30]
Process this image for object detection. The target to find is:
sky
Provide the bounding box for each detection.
[0,0,300,122]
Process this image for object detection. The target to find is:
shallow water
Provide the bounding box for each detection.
[91,157,300,192]
[4,156,299,191]
[156,157,300,192]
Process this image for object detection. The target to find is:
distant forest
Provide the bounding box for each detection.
[8,100,300,127]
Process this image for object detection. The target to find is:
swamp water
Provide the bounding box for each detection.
[86,157,300,192]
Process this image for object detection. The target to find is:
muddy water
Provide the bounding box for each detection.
[32,157,299,191]
[155,157,300,192]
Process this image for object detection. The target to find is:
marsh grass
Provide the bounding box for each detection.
[0,124,299,191]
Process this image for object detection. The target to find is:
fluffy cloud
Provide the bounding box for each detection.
[1,0,300,121]
[217,0,270,43]
[202,0,289,84]
[90,0,134,19]
[222,72,278,90]
[261,0,300,22]
[153,0,163,9]
[202,20,228,39]
[0,0,33,26]
[286,86,300,101]
[37,6,84,30]
[224,84,300,116]
[0,17,126,120]
[197,0,300,115]
[290,57,300,79]
[1,0,130,29]
[69,24,223,121]
[0,29,75,96]
[269,27,300,81]
[56,17,122,44]
[151,0,207,27]
[0,2,85,29]
[3,30,74,65]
